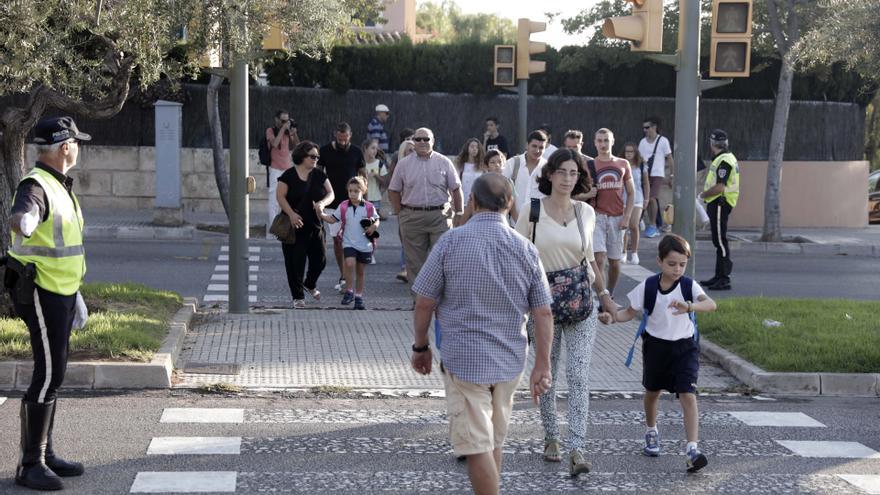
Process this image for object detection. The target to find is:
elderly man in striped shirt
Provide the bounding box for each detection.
[410,173,554,495]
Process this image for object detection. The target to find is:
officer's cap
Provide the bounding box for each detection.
[34,116,92,145]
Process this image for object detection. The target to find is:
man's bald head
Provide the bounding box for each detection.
[471,173,513,213]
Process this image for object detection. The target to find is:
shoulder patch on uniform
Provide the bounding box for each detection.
[718,168,727,178]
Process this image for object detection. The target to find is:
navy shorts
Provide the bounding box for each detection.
[343,247,373,264]
[642,332,700,394]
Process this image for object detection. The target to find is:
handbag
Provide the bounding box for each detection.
[529,198,594,325]
[270,168,316,243]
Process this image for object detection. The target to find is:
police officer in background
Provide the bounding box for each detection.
[699,129,739,291]
[6,116,90,490]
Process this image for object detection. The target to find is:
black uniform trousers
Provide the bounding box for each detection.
[11,286,76,404]
[281,227,326,300]
[707,197,733,281]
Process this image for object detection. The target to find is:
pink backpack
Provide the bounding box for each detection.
[336,199,378,250]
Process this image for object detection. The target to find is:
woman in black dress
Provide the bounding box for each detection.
[276,141,335,308]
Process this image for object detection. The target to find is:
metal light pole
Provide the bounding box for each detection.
[517,79,528,153]
[672,0,701,276]
[228,58,250,313]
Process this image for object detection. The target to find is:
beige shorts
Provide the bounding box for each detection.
[593,213,625,259]
[442,369,522,457]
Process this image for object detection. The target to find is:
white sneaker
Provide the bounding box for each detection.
[621,251,629,264]
[334,279,346,293]
[630,253,640,265]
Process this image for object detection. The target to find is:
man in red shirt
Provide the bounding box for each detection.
[592,128,635,297]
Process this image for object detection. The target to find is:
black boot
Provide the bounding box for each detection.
[46,400,85,477]
[699,276,719,287]
[16,400,64,491]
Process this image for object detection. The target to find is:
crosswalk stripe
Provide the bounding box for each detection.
[729,411,825,427]
[210,274,258,282]
[207,284,257,292]
[147,437,242,455]
[231,471,863,494]
[220,246,261,252]
[160,408,244,424]
[130,471,236,493]
[620,262,655,283]
[0,397,6,406]
[217,255,260,262]
[203,294,257,303]
[776,440,880,459]
[213,265,259,272]
[837,474,880,494]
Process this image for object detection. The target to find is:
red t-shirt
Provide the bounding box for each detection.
[593,156,632,217]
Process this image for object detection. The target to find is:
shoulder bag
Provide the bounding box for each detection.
[270,169,316,244]
[529,198,594,325]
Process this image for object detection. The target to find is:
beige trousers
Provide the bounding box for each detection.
[398,206,452,287]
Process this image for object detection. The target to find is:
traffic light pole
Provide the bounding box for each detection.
[228,58,250,314]
[671,0,701,276]
[517,79,528,154]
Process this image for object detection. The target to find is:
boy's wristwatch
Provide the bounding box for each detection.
[412,343,430,353]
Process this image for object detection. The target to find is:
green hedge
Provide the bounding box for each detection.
[266,39,874,104]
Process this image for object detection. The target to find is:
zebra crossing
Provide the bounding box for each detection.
[130,403,880,494]
[204,246,260,303]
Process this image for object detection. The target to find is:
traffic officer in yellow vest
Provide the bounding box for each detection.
[699,129,739,290]
[5,116,90,491]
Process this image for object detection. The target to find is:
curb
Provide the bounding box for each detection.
[84,225,194,240]
[0,297,198,390]
[700,337,880,397]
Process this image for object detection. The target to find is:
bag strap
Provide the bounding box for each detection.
[648,135,661,174]
[625,273,661,368]
[680,275,699,344]
[511,155,522,186]
[529,197,541,243]
[337,200,349,238]
[572,201,586,265]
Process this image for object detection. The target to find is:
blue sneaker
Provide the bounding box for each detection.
[643,430,660,457]
[341,291,354,305]
[645,225,660,238]
[353,296,365,310]
[686,445,708,473]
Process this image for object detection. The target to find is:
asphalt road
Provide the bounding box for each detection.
[83,226,880,307]
[0,390,878,494]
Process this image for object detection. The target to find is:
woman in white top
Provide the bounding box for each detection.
[515,148,616,477]
[453,138,486,225]
[362,138,388,219]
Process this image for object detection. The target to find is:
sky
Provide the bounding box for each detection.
[434,0,602,48]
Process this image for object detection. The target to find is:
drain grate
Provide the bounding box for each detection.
[182,362,242,375]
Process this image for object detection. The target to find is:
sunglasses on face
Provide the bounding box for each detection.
[412,137,431,142]
[307,154,320,160]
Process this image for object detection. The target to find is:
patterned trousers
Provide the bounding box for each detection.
[529,311,599,451]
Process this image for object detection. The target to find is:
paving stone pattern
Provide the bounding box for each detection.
[177,310,737,390]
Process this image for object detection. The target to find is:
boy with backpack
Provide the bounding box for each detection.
[602,234,717,473]
[318,176,379,310]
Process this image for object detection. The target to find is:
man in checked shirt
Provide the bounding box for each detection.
[410,173,554,495]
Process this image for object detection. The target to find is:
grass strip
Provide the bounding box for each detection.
[0,282,182,362]
[699,297,880,373]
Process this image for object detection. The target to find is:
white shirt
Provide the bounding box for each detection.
[638,136,672,178]
[332,201,379,252]
[627,278,706,341]
[514,200,596,279]
[459,162,482,204]
[502,153,547,215]
[542,143,558,159]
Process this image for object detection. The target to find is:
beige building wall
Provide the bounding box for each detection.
[382,0,416,37]
[728,160,869,228]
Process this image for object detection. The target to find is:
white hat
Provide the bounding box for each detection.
[375,104,390,113]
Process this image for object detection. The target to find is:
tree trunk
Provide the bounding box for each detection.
[207,74,231,220]
[761,58,794,242]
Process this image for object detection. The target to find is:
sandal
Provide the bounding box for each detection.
[543,439,562,462]
[569,449,592,477]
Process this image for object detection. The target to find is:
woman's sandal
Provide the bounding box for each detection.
[543,439,562,462]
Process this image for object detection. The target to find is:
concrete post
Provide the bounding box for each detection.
[672,0,700,276]
[153,100,184,226]
[228,59,250,314]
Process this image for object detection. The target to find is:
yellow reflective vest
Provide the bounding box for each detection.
[8,167,86,295]
[703,151,740,208]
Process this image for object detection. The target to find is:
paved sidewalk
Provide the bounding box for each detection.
[176,308,735,391]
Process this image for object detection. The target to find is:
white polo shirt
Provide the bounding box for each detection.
[627,277,706,341]
[502,153,547,215]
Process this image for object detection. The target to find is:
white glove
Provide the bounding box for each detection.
[73,291,89,330]
[20,204,40,237]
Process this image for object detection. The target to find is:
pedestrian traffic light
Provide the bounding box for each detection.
[710,0,752,77]
[493,45,516,86]
[262,25,286,51]
[601,0,663,53]
[516,19,546,80]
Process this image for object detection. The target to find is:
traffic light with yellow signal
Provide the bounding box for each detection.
[710,0,753,77]
[493,45,516,86]
[516,19,546,80]
[262,25,286,51]
[602,0,663,53]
